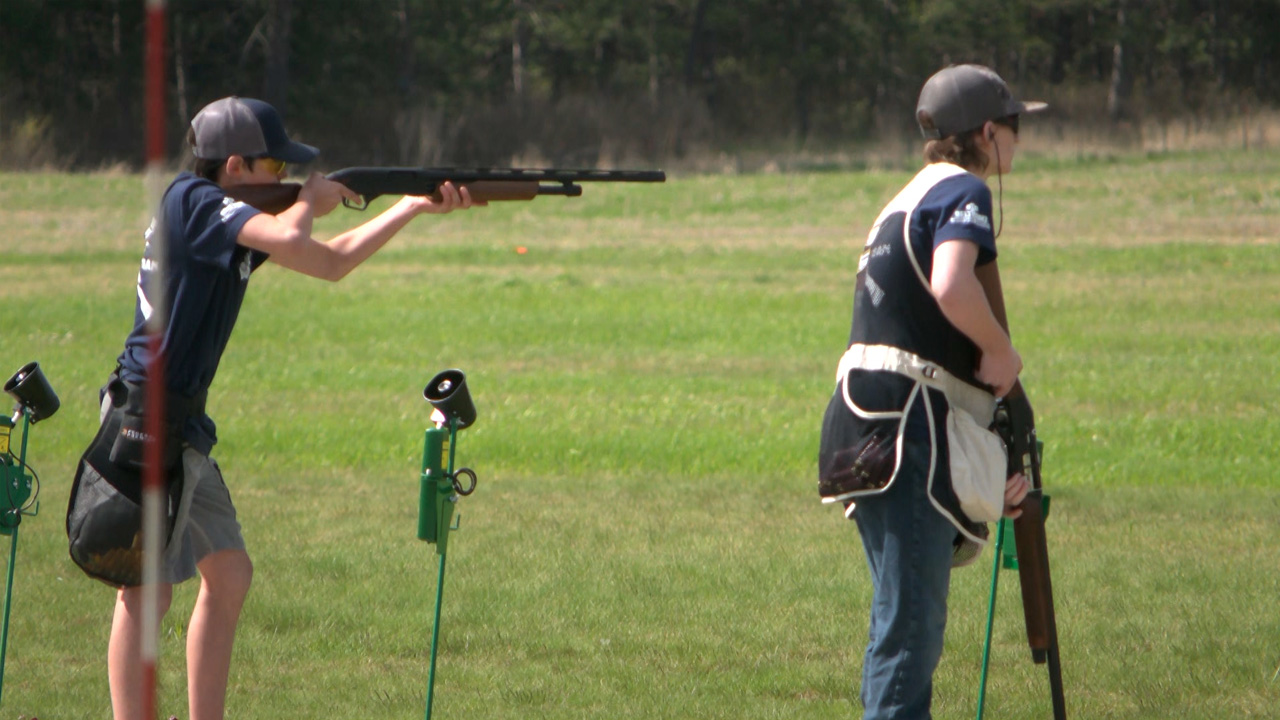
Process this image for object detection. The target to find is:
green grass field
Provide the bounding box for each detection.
[0,149,1278,719]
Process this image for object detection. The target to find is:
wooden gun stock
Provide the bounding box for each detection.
[998,387,1068,720]
[1013,489,1055,660]
[225,183,302,215]
[1000,388,1056,656]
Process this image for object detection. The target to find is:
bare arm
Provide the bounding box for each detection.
[236,175,476,282]
[931,239,1021,396]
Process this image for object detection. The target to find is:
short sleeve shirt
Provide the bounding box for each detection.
[910,172,998,272]
[118,172,268,452]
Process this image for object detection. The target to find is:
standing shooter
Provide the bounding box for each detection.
[816,65,1045,719]
[69,96,480,720]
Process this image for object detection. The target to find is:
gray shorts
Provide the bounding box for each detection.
[99,397,246,584]
[165,448,246,584]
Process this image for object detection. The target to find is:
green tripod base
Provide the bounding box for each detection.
[420,424,459,720]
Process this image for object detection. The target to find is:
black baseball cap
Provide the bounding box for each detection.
[916,64,1047,139]
[190,96,319,163]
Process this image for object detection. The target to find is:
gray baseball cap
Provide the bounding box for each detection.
[190,96,319,163]
[916,64,1047,139]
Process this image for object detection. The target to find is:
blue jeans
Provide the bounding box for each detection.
[852,438,956,720]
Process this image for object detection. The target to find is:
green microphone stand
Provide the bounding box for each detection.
[418,370,478,720]
[0,362,59,705]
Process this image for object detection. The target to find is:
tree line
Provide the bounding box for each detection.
[2,0,1276,170]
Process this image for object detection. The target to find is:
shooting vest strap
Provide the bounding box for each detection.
[835,343,996,426]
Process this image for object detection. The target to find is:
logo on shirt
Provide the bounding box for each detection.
[221,198,249,223]
[864,273,886,307]
[858,243,891,273]
[948,202,991,231]
[238,251,253,281]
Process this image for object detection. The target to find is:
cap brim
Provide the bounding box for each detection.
[274,140,320,164]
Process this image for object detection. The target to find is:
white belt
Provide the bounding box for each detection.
[835,343,996,425]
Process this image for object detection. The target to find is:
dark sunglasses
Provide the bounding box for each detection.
[995,114,1020,136]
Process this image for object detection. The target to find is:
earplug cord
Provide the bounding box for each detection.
[992,139,1004,241]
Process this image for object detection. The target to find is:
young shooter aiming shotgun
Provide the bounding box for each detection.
[66,95,486,720]
[66,94,665,720]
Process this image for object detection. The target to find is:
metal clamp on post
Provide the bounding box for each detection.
[417,369,478,720]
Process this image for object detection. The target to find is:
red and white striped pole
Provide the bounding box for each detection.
[142,1,168,718]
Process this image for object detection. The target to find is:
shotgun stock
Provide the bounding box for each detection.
[224,166,666,214]
[995,385,1067,720]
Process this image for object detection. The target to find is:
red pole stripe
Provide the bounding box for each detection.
[143,3,167,720]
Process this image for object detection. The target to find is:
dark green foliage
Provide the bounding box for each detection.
[1,0,1275,168]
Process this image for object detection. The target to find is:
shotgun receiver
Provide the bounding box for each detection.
[994,384,1067,720]
[225,166,667,214]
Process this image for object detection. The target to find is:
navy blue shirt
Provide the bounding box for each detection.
[118,172,268,452]
[911,172,998,269]
[846,164,999,436]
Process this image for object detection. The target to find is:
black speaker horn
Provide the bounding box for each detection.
[423,369,476,430]
[4,362,60,423]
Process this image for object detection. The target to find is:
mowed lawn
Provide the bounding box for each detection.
[0,149,1278,719]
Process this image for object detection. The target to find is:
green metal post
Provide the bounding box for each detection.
[425,551,448,720]
[0,412,33,706]
[420,419,460,720]
[0,522,17,705]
